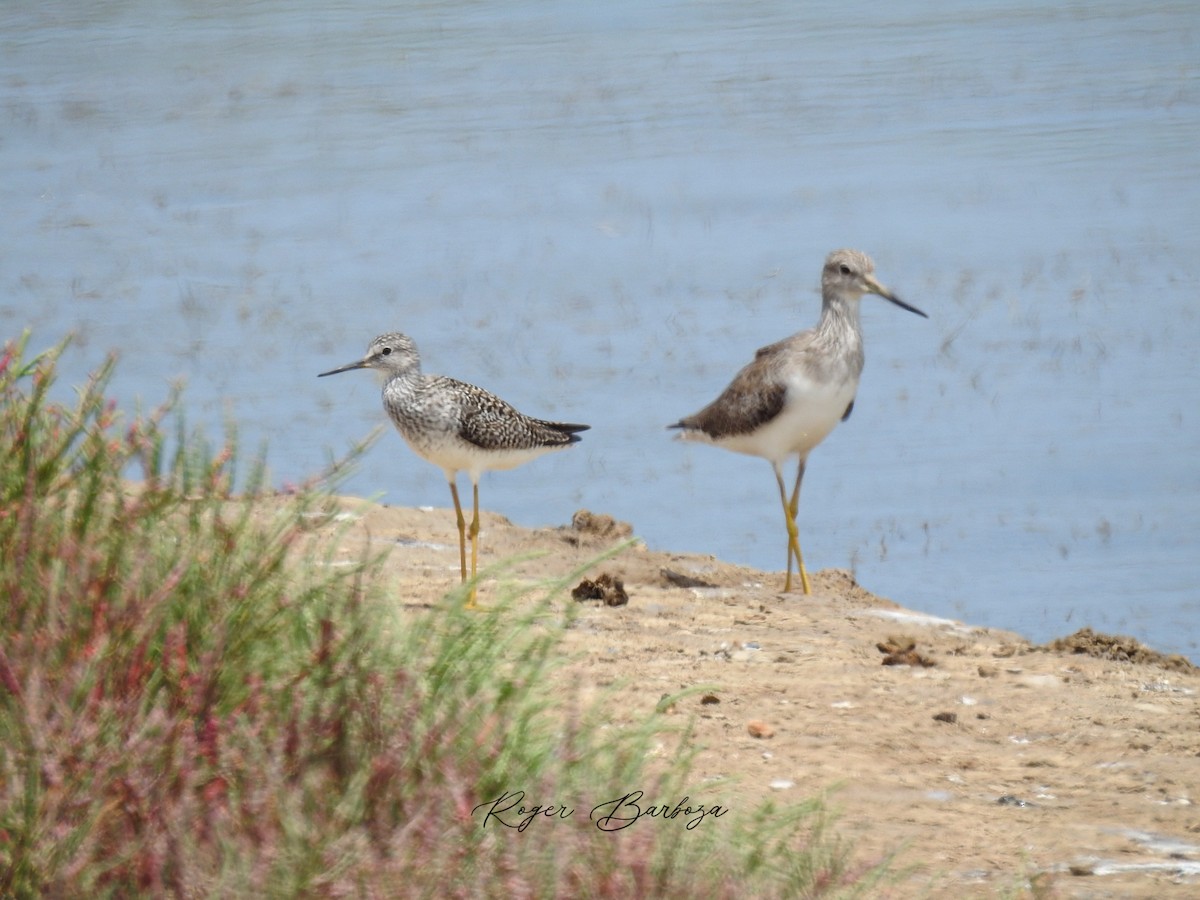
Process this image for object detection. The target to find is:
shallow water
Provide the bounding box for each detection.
[4,1,1198,657]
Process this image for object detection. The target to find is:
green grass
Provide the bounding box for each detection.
[0,333,886,897]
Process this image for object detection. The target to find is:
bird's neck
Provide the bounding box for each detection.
[382,364,422,393]
[817,293,863,345]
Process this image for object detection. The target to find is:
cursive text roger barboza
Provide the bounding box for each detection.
[472,790,727,832]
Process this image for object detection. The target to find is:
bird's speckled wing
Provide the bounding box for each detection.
[451,379,581,451]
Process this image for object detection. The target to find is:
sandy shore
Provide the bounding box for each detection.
[321,497,1199,898]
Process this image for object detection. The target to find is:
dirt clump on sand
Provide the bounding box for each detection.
[1039,626,1197,672]
[561,508,635,544]
[320,499,1200,898]
[571,572,629,607]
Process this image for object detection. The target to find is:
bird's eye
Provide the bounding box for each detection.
[839,264,852,276]
[381,346,392,356]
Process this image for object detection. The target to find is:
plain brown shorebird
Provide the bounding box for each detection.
[669,248,927,594]
[319,332,588,606]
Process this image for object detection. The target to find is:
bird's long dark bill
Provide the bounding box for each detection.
[317,359,369,377]
[882,293,928,319]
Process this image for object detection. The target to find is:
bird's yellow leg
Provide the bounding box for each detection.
[789,459,811,595]
[466,481,482,609]
[448,480,468,583]
[773,464,810,594]
[789,458,806,520]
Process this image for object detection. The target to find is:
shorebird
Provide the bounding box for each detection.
[319,332,588,606]
[669,249,926,594]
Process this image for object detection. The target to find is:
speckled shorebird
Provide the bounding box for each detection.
[319,332,588,606]
[669,249,927,594]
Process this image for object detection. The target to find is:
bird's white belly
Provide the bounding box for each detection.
[399,427,559,480]
[721,371,856,463]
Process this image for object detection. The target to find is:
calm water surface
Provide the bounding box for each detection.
[3,1,1197,657]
